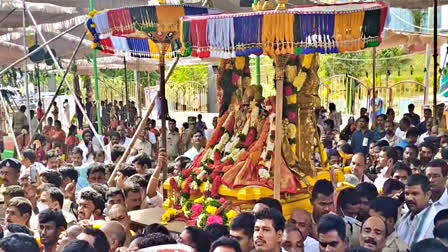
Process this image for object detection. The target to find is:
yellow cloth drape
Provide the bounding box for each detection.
[334,11,365,53]
[262,13,295,57]
[156,6,185,33]
[148,39,173,59]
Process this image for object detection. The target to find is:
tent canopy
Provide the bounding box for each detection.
[0,0,447,71]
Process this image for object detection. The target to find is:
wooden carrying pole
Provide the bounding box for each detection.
[273,55,288,200]
[108,98,156,185]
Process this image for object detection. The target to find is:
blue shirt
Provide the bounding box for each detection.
[351,130,373,155]
[372,128,386,142]
[398,140,409,148]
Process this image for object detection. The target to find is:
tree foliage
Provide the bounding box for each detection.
[168,64,208,91]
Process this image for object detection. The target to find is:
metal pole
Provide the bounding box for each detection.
[434,0,438,123]
[255,56,261,85]
[124,56,130,126]
[23,2,31,130]
[424,44,431,106]
[372,47,376,128]
[25,5,104,150]
[27,32,87,144]
[90,0,102,135]
[0,22,83,76]
[36,65,41,103]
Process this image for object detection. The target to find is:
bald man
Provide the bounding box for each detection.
[100,221,126,252]
[359,216,387,252]
[289,210,319,252]
[107,204,133,246]
[350,153,373,183]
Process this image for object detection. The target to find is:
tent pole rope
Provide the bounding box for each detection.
[27,31,87,145]
[25,4,105,151]
[0,8,16,28]
[0,22,83,76]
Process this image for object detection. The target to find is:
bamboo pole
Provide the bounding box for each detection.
[0,22,83,76]
[107,57,179,185]
[107,98,156,186]
[27,32,87,145]
[25,6,105,150]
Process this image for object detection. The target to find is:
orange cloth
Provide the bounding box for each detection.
[156,6,185,33]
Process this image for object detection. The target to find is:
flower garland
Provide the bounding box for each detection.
[163,196,238,229]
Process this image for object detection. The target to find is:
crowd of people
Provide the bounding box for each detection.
[0,99,448,252]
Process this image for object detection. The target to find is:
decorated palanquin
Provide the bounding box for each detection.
[84,0,389,227]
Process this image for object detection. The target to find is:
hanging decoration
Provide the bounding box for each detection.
[85,5,218,58]
[180,2,389,58]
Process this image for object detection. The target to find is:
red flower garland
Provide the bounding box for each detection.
[214,151,222,166]
[211,176,222,198]
[240,128,257,148]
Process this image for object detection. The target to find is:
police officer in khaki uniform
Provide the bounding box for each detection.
[167,118,181,160]
[181,117,196,152]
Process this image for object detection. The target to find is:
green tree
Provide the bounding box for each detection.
[168,64,208,90]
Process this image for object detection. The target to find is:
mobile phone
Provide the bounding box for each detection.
[30,166,37,184]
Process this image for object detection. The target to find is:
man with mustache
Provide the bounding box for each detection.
[419,142,436,167]
[369,197,409,252]
[0,158,21,187]
[425,159,448,213]
[310,180,334,238]
[38,209,67,252]
[254,208,285,252]
[77,190,105,221]
[380,121,400,147]
[396,174,437,245]
[5,197,32,228]
[317,214,348,252]
[359,216,387,252]
[124,183,143,211]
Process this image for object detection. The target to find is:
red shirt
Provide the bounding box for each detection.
[37,107,44,121]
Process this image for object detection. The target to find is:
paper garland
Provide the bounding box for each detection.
[86,5,214,57]
[180,2,389,58]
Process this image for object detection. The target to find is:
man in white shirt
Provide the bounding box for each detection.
[425,159,448,213]
[350,153,373,184]
[289,210,319,252]
[374,146,398,191]
[20,149,46,181]
[117,125,132,148]
[77,130,100,163]
[380,121,400,147]
[183,130,205,161]
[395,117,411,141]
[396,174,437,246]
